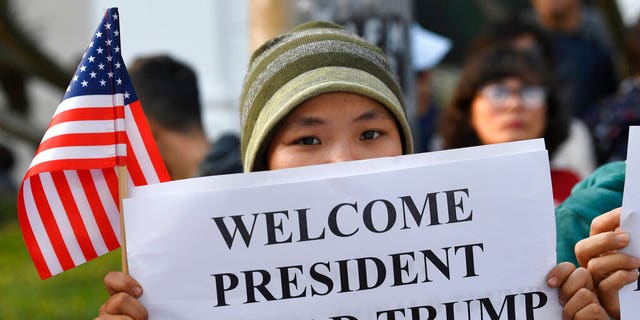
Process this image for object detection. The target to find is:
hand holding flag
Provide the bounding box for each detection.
[18,7,170,279]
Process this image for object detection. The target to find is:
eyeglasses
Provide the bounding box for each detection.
[479,83,547,109]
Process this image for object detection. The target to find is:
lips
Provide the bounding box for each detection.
[505,119,525,129]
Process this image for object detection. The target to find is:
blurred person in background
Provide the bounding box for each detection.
[586,18,640,165]
[469,15,596,179]
[130,54,241,180]
[410,23,451,153]
[439,45,579,205]
[530,0,618,121]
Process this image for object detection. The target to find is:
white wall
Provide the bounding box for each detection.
[8,0,94,183]
[88,1,249,140]
[7,0,249,183]
[13,0,249,139]
[618,0,640,25]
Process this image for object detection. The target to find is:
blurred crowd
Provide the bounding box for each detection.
[1,0,639,216]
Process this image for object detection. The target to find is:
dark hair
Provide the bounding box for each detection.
[129,54,202,132]
[439,45,568,156]
[470,15,555,70]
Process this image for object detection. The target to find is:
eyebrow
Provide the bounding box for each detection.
[354,109,391,122]
[292,116,325,127]
[290,107,392,128]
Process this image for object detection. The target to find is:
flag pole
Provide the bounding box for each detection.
[118,165,129,274]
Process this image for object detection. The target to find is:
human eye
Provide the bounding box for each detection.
[481,84,508,102]
[360,130,382,140]
[295,136,321,145]
[521,86,546,105]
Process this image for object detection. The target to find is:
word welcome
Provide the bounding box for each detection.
[212,188,473,250]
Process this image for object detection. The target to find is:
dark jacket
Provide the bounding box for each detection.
[198,133,243,176]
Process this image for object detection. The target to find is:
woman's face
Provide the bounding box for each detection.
[266,92,403,170]
[471,77,547,145]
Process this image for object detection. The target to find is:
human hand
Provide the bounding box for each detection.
[575,207,640,319]
[547,262,609,319]
[96,271,148,320]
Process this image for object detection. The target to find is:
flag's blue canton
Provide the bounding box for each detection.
[63,8,137,103]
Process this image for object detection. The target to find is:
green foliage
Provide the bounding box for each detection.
[0,221,121,319]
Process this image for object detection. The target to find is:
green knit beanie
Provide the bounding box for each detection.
[240,21,413,172]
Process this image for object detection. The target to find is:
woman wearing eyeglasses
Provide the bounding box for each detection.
[439,45,579,205]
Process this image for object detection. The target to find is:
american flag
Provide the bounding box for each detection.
[17,7,170,279]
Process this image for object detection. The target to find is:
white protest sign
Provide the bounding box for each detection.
[128,139,545,198]
[124,143,560,319]
[620,126,640,319]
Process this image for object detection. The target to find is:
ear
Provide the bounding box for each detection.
[146,119,165,140]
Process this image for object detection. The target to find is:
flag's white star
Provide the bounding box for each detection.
[106,39,112,46]
[116,78,123,85]
[66,86,71,92]
[97,47,104,54]
[108,71,114,78]
[82,52,86,58]
[81,80,88,87]
[79,65,87,72]
[105,23,111,30]
[107,55,113,62]
[73,75,79,82]
[114,30,119,37]
[112,13,118,20]
[115,62,121,69]
[98,63,105,70]
[95,31,102,38]
[124,92,130,99]
[88,56,96,63]
[100,79,106,86]
[114,46,120,53]
[89,41,94,47]
[90,71,97,78]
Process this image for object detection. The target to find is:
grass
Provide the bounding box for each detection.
[0,219,121,319]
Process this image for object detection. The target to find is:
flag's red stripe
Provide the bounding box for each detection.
[50,106,124,127]
[103,168,119,210]
[30,175,76,271]
[77,171,120,250]
[129,101,170,182]
[114,104,125,120]
[37,131,127,154]
[50,171,98,261]
[126,141,147,186]
[26,158,116,179]
[17,184,52,279]
[115,105,127,166]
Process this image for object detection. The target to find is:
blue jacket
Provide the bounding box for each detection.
[555,161,625,265]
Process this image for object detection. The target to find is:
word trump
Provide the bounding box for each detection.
[212,188,473,249]
[336,291,548,320]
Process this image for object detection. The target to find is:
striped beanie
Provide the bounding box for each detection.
[240,21,413,172]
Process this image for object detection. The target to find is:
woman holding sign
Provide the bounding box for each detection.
[97,21,610,319]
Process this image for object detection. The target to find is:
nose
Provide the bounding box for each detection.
[328,141,358,163]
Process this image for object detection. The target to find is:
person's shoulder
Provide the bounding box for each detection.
[556,161,625,216]
[580,161,626,190]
